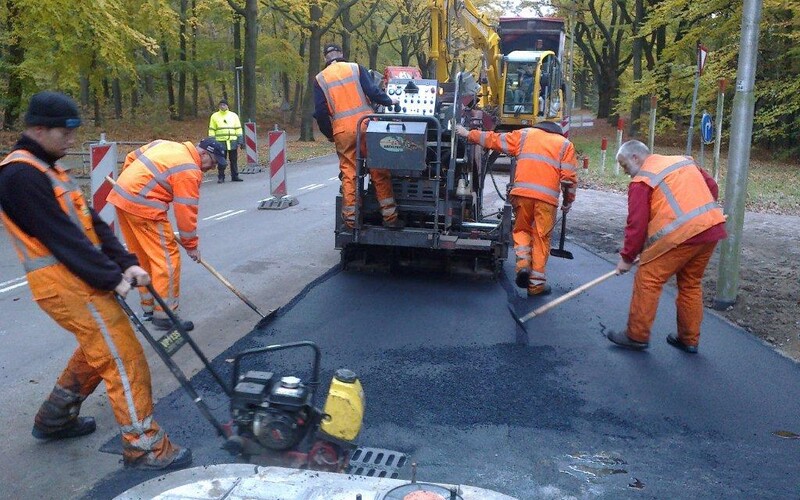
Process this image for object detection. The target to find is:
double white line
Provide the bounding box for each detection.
[0,276,27,294]
[203,209,247,221]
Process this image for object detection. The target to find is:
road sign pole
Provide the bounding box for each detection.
[648,95,657,152]
[714,0,762,310]
[713,79,727,181]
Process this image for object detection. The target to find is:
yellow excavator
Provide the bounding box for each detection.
[428,0,566,132]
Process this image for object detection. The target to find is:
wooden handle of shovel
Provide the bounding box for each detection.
[520,259,639,323]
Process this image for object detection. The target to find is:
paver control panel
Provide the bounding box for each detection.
[385,79,439,116]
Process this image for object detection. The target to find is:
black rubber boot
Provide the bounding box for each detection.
[32,416,96,440]
[152,317,195,331]
[515,269,531,288]
[607,329,649,350]
[667,334,698,353]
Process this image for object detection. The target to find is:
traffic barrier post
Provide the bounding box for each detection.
[560,116,571,137]
[713,79,727,181]
[600,137,608,173]
[258,125,298,210]
[240,121,262,174]
[615,118,624,175]
[90,135,118,229]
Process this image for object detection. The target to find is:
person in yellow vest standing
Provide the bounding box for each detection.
[208,99,243,183]
[313,43,404,230]
[0,91,191,470]
[106,138,226,331]
[607,140,727,353]
[455,121,578,296]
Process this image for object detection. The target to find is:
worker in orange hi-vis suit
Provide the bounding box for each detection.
[107,137,225,331]
[313,43,404,230]
[606,140,727,354]
[0,91,191,471]
[455,121,578,296]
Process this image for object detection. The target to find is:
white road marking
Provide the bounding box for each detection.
[213,209,247,220]
[328,176,339,181]
[203,210,233,220]
[297,183,325,191]
[0,277,26,288]
[0,280,27,294]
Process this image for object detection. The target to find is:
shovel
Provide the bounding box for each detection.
[550,182,574,260]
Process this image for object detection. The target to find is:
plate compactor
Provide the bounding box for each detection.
[115,284,364,471]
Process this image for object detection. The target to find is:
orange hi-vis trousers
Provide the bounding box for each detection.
[512,196,557,294]
[335,128,397,228]
[116,209,181,320]
[33,274,179,463]
[627,242,718,346]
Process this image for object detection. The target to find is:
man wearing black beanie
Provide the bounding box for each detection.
[0,91,191,471]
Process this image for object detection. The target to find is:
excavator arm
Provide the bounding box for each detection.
[428,0,502,110]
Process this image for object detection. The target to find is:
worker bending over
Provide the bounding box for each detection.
[107,137,225,331]
[607,140,727,353]
[0,91,190,470]
[313,43,403,230]
[456,121,577,296]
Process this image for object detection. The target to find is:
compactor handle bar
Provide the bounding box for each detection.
[231,341,322,391]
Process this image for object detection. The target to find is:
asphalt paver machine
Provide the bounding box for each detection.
[335,72,512,275]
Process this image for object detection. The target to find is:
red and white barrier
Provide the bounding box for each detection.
[258,126,297,210]
[615,118,624,175]
[241,121,262,174]
[600,136,608,173]
[90,139,118,227]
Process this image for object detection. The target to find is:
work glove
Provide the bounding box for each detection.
[186,247,201,263]
[237,136,244,150]
[454,124,469,138]
[123,265,151,287]
[114,277,132,298]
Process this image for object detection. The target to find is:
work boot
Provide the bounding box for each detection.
[382,217,405,230]
[607,329,649,350]
[151,317,195,332]
[527,284,552,297]
[515,269,531,289]
[666,334,698,354]
[142,311,153,321]
[231,177,243,182]
[124,447,193,471]
[217,178,225,184]
[32,416,96,441]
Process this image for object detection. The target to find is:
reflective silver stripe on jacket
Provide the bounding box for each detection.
[512,182,560,199]
[112,184,169,211]
[316,63,373,122]
[179,229,197,240]
[173,196,198,206]
[646,202,720,248]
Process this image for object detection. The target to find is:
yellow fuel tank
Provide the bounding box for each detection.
[319,368,364,443]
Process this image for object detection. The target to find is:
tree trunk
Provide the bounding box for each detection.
[300,0,323,142]
[242,0,258,121]
[112,78,123,119]
[3,0,24,130]
[162,34,177,119]
[191,0,199,117]
[629,0,644,137]
[233,13,242,114]
[178,0,188,120]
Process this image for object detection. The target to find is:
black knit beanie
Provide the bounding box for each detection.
[24,91,82,129]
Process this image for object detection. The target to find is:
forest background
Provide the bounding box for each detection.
[0,0,798,160]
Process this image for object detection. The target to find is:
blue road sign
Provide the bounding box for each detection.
[701,112,714,144]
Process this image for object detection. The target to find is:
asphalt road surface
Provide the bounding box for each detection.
[1,154,798,499]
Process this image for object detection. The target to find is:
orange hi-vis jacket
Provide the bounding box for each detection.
[468,127,578,206]
[107,141,203,250]
[315,62,374,136]
[0,150,101,300]
[633,154,726,264]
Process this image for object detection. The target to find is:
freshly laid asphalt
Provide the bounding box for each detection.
[87,242,800,499]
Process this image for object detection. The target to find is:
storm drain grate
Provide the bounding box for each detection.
[346,447,407,479]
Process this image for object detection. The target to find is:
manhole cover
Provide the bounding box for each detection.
[346,447,407,479]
